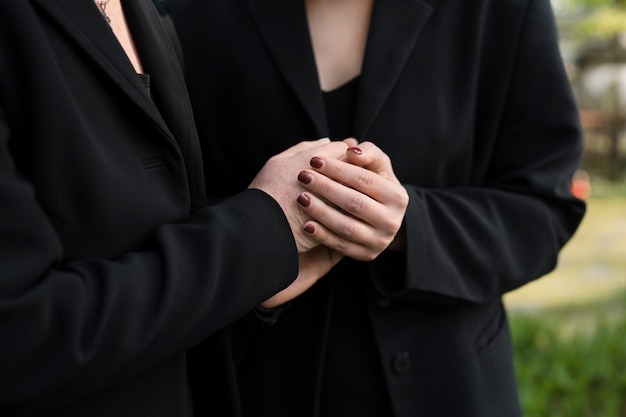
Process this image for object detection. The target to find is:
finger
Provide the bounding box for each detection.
[342,137,359,149]
[298,167,407,234]
[297,191,380,246]
[302,219,378,262]
[344,141,398,182]
[297,169,387,226]
[260,246,342,308]
[305,157,403,205]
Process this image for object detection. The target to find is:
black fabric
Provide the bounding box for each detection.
[319,78,394,417]
[138,73,152,98]
[171,0,586,416]
[320,267,394,417]
[0,1,298,415]
[322,77,358,140]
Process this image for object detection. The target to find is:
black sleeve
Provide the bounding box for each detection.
[368,0,585,304]
[0,108,298,413]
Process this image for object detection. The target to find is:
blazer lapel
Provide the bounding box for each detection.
[123,0,193,145]
[250,0,328,136]
[31,0,175,141]
[123,0,207,208]
[355,0,433,137]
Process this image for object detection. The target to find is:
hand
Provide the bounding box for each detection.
[260,246,343,308]
[248,139,351,253]
[295,141,409,261]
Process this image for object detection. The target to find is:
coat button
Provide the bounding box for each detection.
[375,296,392,308]
[392,352,411,375]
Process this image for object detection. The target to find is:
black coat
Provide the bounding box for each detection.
[0,1,298,415]
[173,0,586,416]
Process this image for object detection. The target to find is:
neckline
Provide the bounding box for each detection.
[322,76,360,95]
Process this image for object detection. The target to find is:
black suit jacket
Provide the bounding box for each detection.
[172,0,586,416]
[0,1,298,416]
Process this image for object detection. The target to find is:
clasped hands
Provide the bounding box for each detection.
[250,138,409,308]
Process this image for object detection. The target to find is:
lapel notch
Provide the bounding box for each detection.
[355,0,433,137]
[250,0,328,136]
[31,0,175,141]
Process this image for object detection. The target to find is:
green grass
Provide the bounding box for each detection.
[505,195,626,311]
[505,191,626,417]
[511,294,626,417]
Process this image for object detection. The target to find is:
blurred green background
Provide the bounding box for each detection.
[505,189,626,417]
[503,0,626,417]
[504,2,626,414]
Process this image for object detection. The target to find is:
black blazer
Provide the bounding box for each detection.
[172,0,586,416]
[0,1,298,416]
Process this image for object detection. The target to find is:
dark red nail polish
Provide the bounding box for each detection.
[304,224,315,234]
[348,147,363,155]
[298,171,313,184]
[310,157,323,169]
[297,193,311,207]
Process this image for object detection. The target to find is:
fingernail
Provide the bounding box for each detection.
[310,157,323,169]
[347,147,363,155]
[304,224,315,234]
[298,171,313,185]
[297,193,311,207]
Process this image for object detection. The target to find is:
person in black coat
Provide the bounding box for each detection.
[0,0,374,415]
[171,0,587,416]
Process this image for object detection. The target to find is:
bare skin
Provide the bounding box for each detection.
[248,139,357,253]
[298,142,409,261]
[259,0,408,303]
[96,0,144,73]
[101,2,354,308]
[258,141,410,308]
[104,0,402,307]
[306,0,374,91]
[305,0,409,259]
[251,139,356,308]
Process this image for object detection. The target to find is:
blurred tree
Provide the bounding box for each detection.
[555,0,626,39]
[554,0,626,181]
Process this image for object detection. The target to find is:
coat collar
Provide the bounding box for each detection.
[356,0,433,137]
[31,0,177,143]
[250,0,328,136]
[250,0,434,138]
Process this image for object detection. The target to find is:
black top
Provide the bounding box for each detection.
[137,73,152,99]
[322,77,358,140]
[319,77,394,417]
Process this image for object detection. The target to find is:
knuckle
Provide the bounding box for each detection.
[317,229,330,244]
[341,222,358,238]
[357,250,377,262]
[364,253,378,262]
[314,204,330,222]
[317,178,332,196]
[379,216,398,233]
[356,171,374,187]
[330,162,343,178]
[382,236,395,250]
[334,240,348,252]
[347,195,367,213]
[396,188,409,206]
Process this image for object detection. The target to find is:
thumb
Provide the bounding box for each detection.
[344,142,398,182]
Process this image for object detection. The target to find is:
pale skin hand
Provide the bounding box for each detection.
[251,138,359,307]
[249,138,358,254]
[108,0,361,309]
[262,141,408,308]
[98,0,144,73]
[260,246,342,308]
[296,141,409,261]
